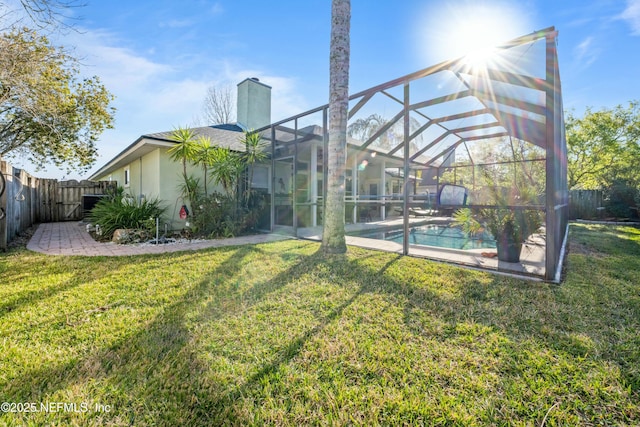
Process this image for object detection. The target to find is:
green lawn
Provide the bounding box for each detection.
[0,224,638,426]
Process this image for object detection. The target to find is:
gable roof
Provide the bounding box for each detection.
[88,124,244,180]
[145,124,246,151]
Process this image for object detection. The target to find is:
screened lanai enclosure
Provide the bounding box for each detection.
[258,27,567,281]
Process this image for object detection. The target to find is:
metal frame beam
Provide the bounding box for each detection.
[262,26,564,281]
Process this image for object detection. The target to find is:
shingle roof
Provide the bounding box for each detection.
[88,124,249,180]
[145,124,245,152]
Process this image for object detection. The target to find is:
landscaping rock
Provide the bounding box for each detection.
[112,229,134,244]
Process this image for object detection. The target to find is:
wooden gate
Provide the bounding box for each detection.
[32,178,116,223]
[51,180,116,222]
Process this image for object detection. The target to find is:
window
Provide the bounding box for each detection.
[251,165,269,189]
[124,167,130,187]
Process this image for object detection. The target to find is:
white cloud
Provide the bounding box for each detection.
[574,36,600,68]
[66,30,309,126]
[620,0,640,35]
[64,29,171,91]
[65,34,309,179]
[210,2,224,16]
[12,26,311,179]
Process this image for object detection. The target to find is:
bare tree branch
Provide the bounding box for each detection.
[1,0,84,32]
[201,84,235,125]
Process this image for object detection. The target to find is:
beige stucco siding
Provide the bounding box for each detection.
[91,144,275,231]
[127,155,141,197]
[159,148,190,221]
[95,168,124,188]
[93,149,161,200]
[158,147,228,226]
[141,149,161,198]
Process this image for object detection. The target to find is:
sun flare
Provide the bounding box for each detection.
[416,1,529,66]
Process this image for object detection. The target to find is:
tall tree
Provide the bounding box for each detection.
[348,113,423,150]
[1,0,83,31]
[347,114,386,141]
[566,102,640,189]
[202,84,235,125]
[322,0,350,254]
[0,28,115,173]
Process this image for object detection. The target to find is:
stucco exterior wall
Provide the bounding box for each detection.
[158,147,230,229]
[159,148,195,223]
[139,149,160,200]
[99,168,124,188]
[94,149,161,200]
[92,145,272,231]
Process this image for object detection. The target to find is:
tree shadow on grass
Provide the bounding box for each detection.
[201,241,637,425]
[3,235,638,425]
[0,255,142,319]
[200,249,401,422]
[1,241,322,425]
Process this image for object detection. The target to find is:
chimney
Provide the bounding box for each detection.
[236,77,272,130]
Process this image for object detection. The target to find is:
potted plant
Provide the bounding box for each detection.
[483,215,538,264]
[453,169,543,263]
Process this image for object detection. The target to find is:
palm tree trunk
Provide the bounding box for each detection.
[203,165,208,196]
[322,0,350,254]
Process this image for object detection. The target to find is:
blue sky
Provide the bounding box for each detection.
[8,0,640,179]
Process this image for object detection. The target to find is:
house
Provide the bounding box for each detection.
[89,77,426,229]
[89,27,568,281]
[88,78,274,227]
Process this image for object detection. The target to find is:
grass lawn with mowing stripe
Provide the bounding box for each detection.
[0,223,638,425]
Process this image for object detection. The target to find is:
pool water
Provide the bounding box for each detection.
[350,224,496,250]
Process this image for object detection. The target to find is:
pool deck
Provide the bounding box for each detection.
[275,216,546,279]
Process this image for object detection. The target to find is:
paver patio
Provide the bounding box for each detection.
[26,222,290,256]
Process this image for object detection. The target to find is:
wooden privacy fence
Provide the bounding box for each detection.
[0,160,116,250]
[568,189,604,220]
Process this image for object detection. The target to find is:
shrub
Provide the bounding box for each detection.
[604,179,638,219]
[192,192,266,238]
[89,188,167,241]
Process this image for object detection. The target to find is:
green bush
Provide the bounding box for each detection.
[89,188,167,241]
[192,192,265,238]
[604,179,638,219]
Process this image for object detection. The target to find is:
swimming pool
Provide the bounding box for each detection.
[349,224,496,250]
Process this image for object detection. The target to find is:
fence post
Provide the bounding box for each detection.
[0,160,8,251]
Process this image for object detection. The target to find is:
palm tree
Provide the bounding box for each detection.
[209,146,243,198]
[242,129,268,206]
[192,135,216,196]
[347,113,386,141]
[167,126,200,218]
[322,0,350,254]
[167,126,197,178]
[348,113,424,150]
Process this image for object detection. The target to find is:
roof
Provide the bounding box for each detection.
[88,124,244,180]
[237,77,272,89]
[145,124,245,151]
